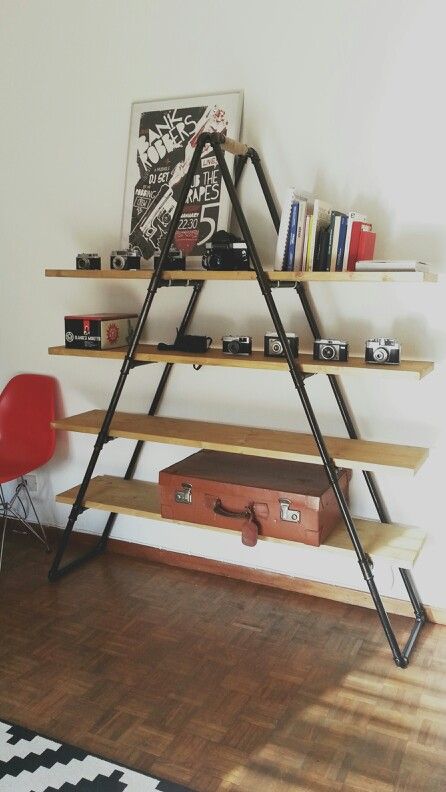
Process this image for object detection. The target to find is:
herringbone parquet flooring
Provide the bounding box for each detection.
[1,532,445,791]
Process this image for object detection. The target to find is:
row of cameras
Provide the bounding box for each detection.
[76,248,184,271]
[225,334,401,364]
[75,235,247,272]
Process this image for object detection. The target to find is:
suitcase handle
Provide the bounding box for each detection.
[213,499,259,547]
[213,499,252,520]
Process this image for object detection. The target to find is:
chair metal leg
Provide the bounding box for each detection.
[0,479,50,571]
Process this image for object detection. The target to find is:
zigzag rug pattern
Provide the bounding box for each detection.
[0,719,193,791]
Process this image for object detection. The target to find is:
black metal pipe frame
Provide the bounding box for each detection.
[48,137,209,582]
[211,135,425,666]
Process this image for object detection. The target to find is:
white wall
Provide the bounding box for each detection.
[1,0,445,606]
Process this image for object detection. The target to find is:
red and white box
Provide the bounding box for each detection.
[64,313,138,350]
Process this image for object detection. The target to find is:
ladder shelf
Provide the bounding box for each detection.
[48,131,432,667]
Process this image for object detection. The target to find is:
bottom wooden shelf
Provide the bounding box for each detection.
[56,475,425,569]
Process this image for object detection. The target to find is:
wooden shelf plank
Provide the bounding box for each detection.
[47,345,434,380]
[45,267,439,282]
[53,410,428,474]
[55,475,426,569]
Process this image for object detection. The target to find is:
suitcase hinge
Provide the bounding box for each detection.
[175,483,192,504]
[279,498,301,523]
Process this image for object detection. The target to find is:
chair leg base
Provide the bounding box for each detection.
[0,480,51,571]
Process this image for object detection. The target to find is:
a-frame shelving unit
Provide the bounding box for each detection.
[47,131,435,667]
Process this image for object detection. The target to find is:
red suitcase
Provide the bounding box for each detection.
[159,450,351,547]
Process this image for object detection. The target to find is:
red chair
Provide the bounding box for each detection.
[0,374,57,570]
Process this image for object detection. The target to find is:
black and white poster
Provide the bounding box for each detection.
[121,92,243,262]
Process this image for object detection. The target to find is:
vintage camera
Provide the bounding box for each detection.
[76,253,101,270]
[110,249,141,270]
[365,338,401,365]
[222,335,252,356]
[202,231,251,271]
[153,246,186,270]
[313,339,349,362]
[264,332,299,358]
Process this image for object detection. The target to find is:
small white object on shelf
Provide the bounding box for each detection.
[355,260,428,272]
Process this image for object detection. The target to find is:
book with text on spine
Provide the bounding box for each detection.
[306,199,332,271]
[346,221,372,271]
[274,188,300,270]
[285,202,299,271]
[342,211,367,270]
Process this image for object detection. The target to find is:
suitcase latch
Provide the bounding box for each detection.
[279,498,301,523]
[175,483,192,504]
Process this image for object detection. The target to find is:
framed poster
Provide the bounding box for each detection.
[120,91,243,262]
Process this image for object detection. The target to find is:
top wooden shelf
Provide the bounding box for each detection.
[45,268,439,283]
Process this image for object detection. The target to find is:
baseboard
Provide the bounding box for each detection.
[61,526,446,626]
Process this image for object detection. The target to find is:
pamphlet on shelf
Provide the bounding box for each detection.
[355,260,429,272]
[342,211,367,270]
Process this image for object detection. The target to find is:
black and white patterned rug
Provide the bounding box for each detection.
[0,719,193,791]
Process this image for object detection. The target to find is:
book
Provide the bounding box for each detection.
[306,199,332,271]
[274,188,299,271]
[356,229,376,263]
[355,260,428,272]
[285,202,299,271]
[329,214,342,271]
[335,214,348,271]
[293,199,307,270]
[303,214,311,270]
[342,211,367,270]
[346,221,372,271]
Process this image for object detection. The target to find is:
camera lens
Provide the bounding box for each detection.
[373,347,389,363]
[271,341,282,354]
[228,340,240,354]
[321,345,335,360]
[77,257,88,269]
[112,255,126,270]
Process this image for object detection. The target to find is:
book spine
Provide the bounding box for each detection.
[347,222,372,271]
[285,202,299,271]
[305,214,313,270]
[335,215,348,271]
[293,200,307,270]
[356,229,376,265]
[274,189,294,270]
[342,212,367,270]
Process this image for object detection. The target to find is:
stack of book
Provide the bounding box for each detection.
[274,189,376,272]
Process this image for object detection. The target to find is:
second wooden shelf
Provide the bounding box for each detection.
[53,410,429,474]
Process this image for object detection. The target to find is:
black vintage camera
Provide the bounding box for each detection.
[202,231,250,271]
[222,336,252,356]
[264,332,299,358]
[153,246,186,270]
[76,253,101,270]
[313,339,349,362]
[110,249,141,270]
[365,338,401,364]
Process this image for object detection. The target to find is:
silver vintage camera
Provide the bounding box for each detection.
[313,339,349,362]
[365,338,401,364]
[110,249,141,270]
[264,332,299,358]
[222,335,252,355]
[76,253,101,270]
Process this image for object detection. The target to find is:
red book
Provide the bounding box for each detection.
[347,222,372,271]
[356,229,376,265]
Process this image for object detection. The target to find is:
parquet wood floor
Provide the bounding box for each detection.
[1,532,445,791]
